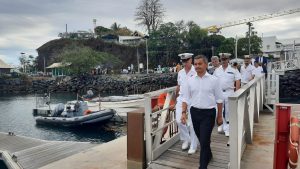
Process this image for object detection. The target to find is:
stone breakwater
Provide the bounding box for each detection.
[0,73,177,94]
[279,69,300,98]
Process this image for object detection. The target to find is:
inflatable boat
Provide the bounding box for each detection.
[34,101,115,127]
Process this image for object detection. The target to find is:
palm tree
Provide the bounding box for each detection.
[110,22,121,32]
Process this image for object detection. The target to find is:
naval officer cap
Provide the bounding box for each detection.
[219,53,231,58]
[178,53,194,60]
[244,55,252,59]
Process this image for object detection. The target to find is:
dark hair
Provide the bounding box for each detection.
[194,55,208,64]
[233,62,238,66]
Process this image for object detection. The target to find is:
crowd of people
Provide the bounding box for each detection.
[171,52,267,169]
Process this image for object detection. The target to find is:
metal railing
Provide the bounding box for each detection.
[265,71,279,106]
[144,86,179,164]
[269,59,299,72]
[228,75,265,169]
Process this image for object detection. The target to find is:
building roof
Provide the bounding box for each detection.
[46,62,71,69]
[119,36,142,40]
[0,58,12,69]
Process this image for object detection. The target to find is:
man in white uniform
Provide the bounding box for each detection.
[252,61,264,77]
[213,53,241,137]
[176,53,198,154]
[240,55,255,86]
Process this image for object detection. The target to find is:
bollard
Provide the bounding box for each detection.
[127,108,146,169]
[273,104,291,169]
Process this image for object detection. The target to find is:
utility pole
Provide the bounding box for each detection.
[137,47,140,73]
[44,56,46,75]
[145,36,149,74]
[246,22,253,55]
[235,35,238,61]
[20,52,25,73]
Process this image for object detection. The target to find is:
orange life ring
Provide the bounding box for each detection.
[84,110,92,115]
[288,116,299,169]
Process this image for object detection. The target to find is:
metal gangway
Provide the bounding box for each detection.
[126,55,300,169]
[128,75,265,169]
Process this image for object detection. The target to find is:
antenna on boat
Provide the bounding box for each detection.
[98,93,101,111]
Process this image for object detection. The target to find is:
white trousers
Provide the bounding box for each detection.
[176,99,198,150]
[222,90,234,133]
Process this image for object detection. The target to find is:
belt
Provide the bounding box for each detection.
[191,106,215,111]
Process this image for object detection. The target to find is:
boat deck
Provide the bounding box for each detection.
[0,132,95,169]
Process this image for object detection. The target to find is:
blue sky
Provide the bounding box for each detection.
[0,0,299,66]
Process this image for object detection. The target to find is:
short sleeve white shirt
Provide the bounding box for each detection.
[213,65,241,90]
[240,64,255,83]
[177,66,196,98]
[252,66,264,77]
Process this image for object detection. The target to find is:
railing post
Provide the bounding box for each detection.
[144,95,153,164]
[275,74,280,104]
[229,97,239,169]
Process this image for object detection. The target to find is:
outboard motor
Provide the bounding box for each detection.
[51,103,65,117]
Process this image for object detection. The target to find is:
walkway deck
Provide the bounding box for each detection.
[240,110,274,169]
[148,128,229,169]
[148,110,277,169]
[0,132,95,169]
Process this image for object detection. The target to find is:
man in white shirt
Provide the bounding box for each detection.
[213,53,241,137]
[181,55,223,169]
[208,56,220,75]
[252,61,264,77]
[240,55,255,86]
[176,53,198,154]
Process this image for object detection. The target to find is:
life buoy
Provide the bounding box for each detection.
[84,110,92,115]
[288,116,299,169]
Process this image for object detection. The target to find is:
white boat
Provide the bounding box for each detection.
[74,94,145,109]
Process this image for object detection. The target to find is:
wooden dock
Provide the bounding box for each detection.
[148,128,229,169]
[0,132,95,169]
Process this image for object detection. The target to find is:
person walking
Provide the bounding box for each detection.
[176,53,198,154]
[208,55,220,75]
[213,53,241,137]
[181,55,223,169]
[240,55,255,86]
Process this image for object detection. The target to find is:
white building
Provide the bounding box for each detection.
[118,36,144,46]
[262,36,300,60]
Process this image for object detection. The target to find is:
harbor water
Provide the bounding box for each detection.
[0,93,125,143]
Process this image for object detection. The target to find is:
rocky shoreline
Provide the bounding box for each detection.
[0,73,177,95]
[279,69,300,98]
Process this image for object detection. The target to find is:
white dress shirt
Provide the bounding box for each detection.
[177,66,196,99]
[240,64,255,84]
[213,65,241,91]
[252,66,264,77]
[182,72,223,109]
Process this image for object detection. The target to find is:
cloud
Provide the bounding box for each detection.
[0,0,299,65]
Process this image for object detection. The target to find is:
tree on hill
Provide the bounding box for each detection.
[94,26,112,36]
[135,0,165,34]
[58,45,121,75]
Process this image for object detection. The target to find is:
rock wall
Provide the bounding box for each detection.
[0,73,177,95]
[279,69,300,98]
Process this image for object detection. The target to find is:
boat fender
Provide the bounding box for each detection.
[288,116,299,169]
[84,110,92,115]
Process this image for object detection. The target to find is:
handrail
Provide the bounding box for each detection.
[144,87,178,165]
[228,75,265,169]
